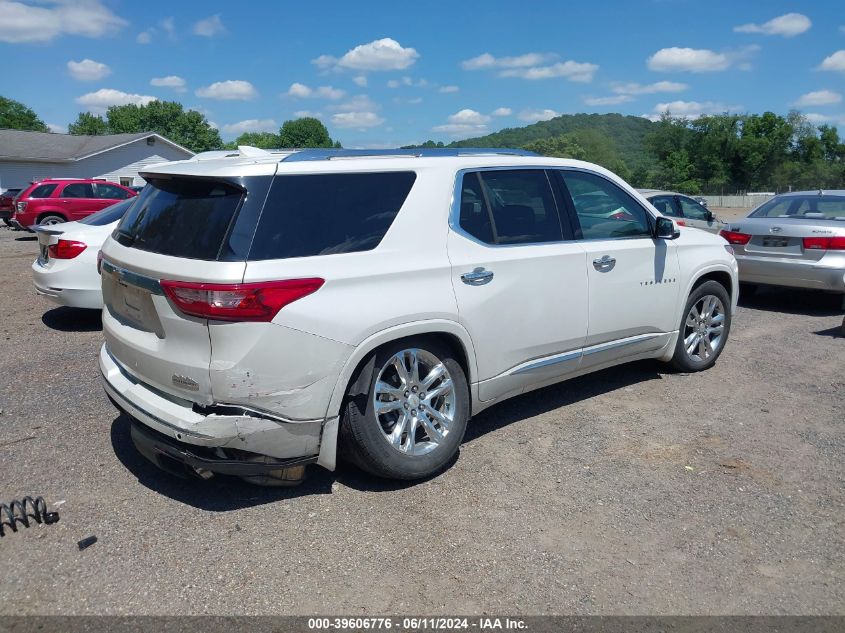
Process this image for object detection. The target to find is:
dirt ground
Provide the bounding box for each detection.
[0,224,842,616]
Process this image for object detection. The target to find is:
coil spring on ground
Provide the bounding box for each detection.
[0,496,60,536]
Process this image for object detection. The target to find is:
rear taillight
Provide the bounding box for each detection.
[803,236,845,251]
[48,239,87,259]
[675,219,686,226]
[160,278,324,322]
[15,201,25,213]
[719,229,752,245]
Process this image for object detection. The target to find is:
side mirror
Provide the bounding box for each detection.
[655,216,680,240]
[705,210,714,222]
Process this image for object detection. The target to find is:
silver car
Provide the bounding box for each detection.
[639,189,725,234]
[720,190,845,298]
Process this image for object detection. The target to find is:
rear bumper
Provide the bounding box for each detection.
[0,209,11,221]
[32,260,103,309]
[99,344,323,462]
[736,254,845,292]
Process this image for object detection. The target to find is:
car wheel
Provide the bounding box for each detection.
[38,214,65,226]
[2,218,11,227]
[670,280,731,372]
[340,338,469,480]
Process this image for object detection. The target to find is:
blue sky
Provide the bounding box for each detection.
[1,0,844,147]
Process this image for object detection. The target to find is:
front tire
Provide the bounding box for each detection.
[340,338,470,480]
[670,280,731,372]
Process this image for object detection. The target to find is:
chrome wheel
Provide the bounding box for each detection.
[39,216,64,225]
[372,348,456,456]
[683,294,726,363]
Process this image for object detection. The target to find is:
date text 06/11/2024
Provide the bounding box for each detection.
[307,617,528,630]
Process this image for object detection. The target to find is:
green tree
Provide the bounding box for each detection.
[68,100,223,153]
[68,112,109,135]
[232,131,281,149]
[522,134,585,159]
[0,96,48,132]
[278,117,335,148]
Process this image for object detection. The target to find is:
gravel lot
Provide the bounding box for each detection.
[0,224,842,616]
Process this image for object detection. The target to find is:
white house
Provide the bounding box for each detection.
[0,130,195,191]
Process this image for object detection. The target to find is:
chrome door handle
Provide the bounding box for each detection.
[461,267,494,286]
[592,255,616,271]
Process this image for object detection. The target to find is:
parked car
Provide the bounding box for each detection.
[98,148,738,485]
[32,198,135,310]
[720,190,845,297]
[694,196,709,207]
[11,178,136,230]
[639,189,725,234]
[0,187,22,226]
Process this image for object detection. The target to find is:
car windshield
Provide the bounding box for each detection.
[78,198,134,226]
[750,195,845,220]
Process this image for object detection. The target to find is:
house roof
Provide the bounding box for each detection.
[0,129,194,162]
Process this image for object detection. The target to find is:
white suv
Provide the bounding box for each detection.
[99,148,738,484]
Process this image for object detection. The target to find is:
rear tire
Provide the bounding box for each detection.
[340,338,469,480]
[670,280,731,372]
[2,218,11,227]
[37,214,65,226]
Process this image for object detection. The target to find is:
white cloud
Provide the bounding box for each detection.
[818,50,845,73]
[353,75,367,87]
[67,58,110,81]
[518,109,561,123]
[611,81,688,95]
[386,76,427,88]
[151,75,186,92]
[331,111,385,128]
[500,61,598,82]
[195,80,257,100]
[0,0,127,43]
[439,85,459,93]
[287,82,346,100]
[193,14,224,37]
[136,30,151,44]
[584,94,635,106]
[432,109,493,137]
[491,107,512,116]
[792,90,842,107]
[47,123,67,134]
[647,100,742,120]
[160,16,175,39]
[803,112,845,126]
[449,109,491,125]
[221,119,278,135]
[647,47,731,72]
[315,38,419,72]
[461,52,555,70]
[76,88,156,111]
[734,12,811,37]
[327,95,380,113]
[294,110,323,119]
[408,97,423,105]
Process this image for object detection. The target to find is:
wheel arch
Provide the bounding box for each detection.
[317,320,477,471]
[685,264,738,313]
[36,209,67,223]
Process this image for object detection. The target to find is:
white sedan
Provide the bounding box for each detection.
[32,198,133,309]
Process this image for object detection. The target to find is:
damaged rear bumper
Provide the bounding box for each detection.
[99,344,323,468]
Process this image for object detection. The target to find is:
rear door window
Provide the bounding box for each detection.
[248,172,416,260]
[28,184,57,198]
[97,183,131,199]
[456,170,566,245]
[114,178,244,260]
[677,196,709,220]
[62,183,95,198]
[649,195,680,218]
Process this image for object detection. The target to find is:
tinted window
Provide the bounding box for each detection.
[115,178,244,260]
[458,173,495,244]
[561,171,652,240]
[28,184,57,198]
[478,170,562,244]
[97,183,130,199]
[249,172,416,260]
[79,198,133,226]
[649,195,680,218]
[751,196,845,220]
[62,183,94,198]
[678,196,709,220]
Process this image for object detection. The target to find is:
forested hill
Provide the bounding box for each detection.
[449,113,656,171]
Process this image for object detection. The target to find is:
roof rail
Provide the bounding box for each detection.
[281,147,538,162]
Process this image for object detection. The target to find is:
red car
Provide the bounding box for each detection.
[12,178,136,229]
[0,188,22,226]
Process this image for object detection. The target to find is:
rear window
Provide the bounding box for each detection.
[248,172,416,260]
[28,184,57,198]
[751,195,845,220]
[114,178,244,259]
[79,198,134,226]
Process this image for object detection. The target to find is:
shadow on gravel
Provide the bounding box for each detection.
[14,235,36,241]
[41,306,102,332]
[813,324,844,339]
[464,359,665,444]
[739,287,844,317]
[110,414,335,510]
